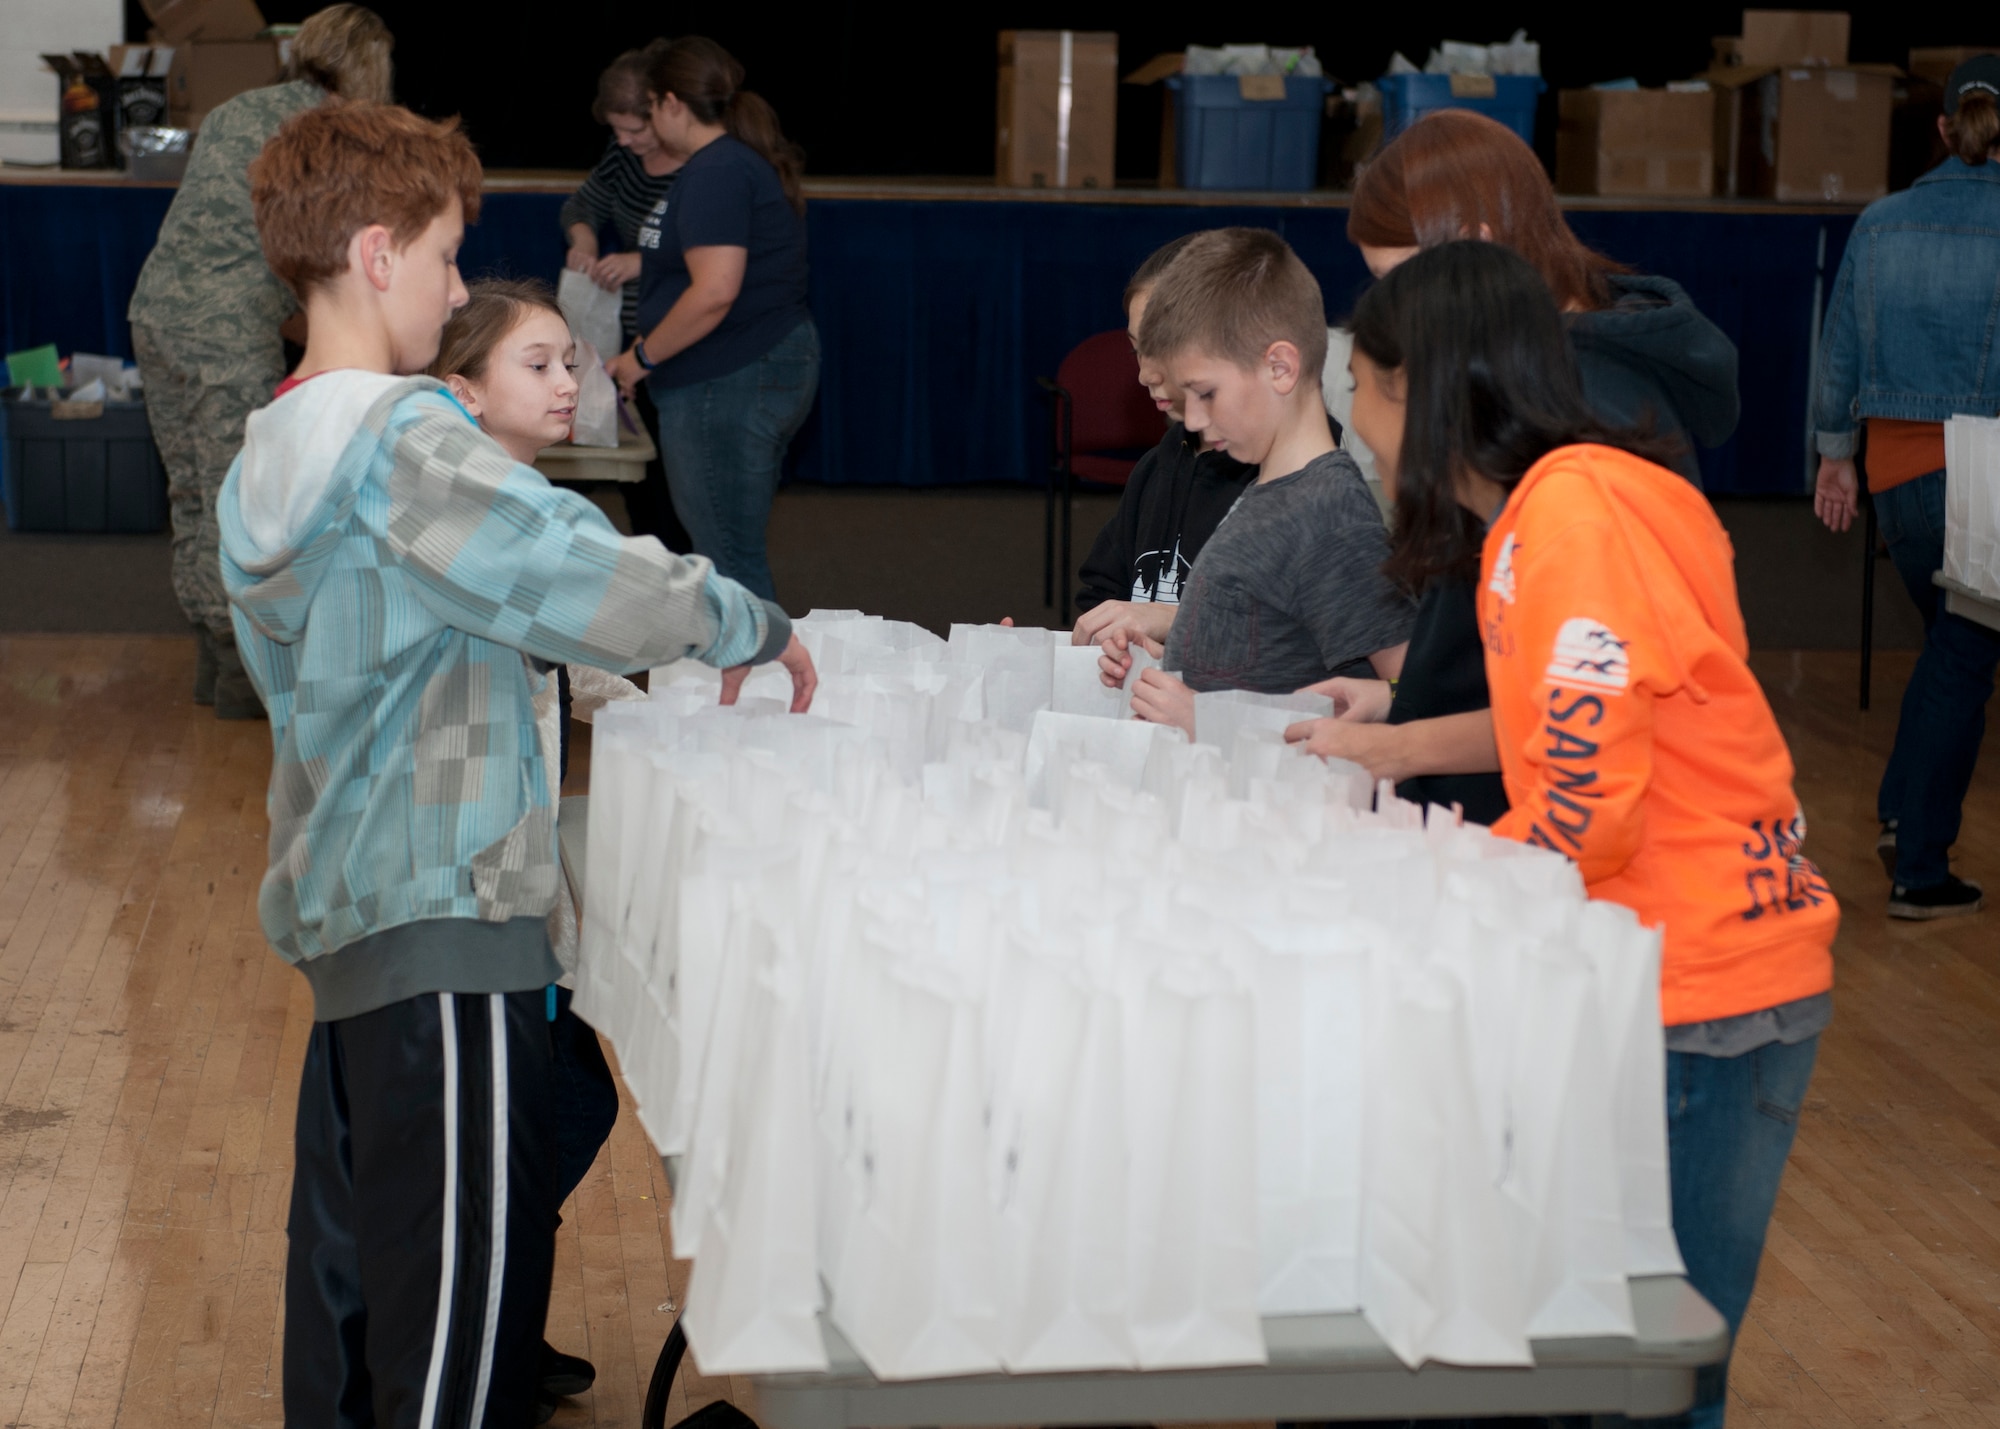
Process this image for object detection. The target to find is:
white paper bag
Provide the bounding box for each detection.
[558,266,624,367]
[1360,961,1532,1368]
[568,338,619,448]
[824,931,1003,1379]
[1122,949,1265,1368]
[1193,687,1332,750]
[1575,902,1684,1277]
[991,953,1138,1370]
[679,906,830,1373]
[1244,922,1368,1315]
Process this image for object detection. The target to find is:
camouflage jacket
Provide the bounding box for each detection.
[128,80,325,379]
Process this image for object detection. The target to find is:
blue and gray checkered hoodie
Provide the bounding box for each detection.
[219,372,788,1019]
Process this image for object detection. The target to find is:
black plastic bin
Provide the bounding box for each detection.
[0,391,168,533]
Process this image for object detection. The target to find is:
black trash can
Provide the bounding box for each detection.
[1,390,169,534]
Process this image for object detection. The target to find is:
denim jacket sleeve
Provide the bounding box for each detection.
[1813,238,1863,460]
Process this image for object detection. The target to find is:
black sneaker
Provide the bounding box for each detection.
[1877,821,1898,880]
[534,1390,558,1425]
[1889,875,1984,920]
[541,1340,596,1399]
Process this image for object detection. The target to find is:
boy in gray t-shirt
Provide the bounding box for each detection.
[1164,446,1411,693]
[1099,227,1413,735]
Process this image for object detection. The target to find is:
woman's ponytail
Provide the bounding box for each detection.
[646,37,806,213]
[1945,90,2000,166]
[722,90,805,213]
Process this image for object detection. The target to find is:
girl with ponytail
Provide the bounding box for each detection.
[1812,53,2000,921]
[605,35,817,600]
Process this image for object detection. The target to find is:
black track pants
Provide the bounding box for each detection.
[285,989,558,1428]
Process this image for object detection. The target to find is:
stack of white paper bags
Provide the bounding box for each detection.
[1945,415,2000,602]
[572,612,1682,1383]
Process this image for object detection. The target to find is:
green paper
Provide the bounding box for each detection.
[5,344,61,389]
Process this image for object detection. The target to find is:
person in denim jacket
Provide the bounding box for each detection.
[1813,56,2000,921]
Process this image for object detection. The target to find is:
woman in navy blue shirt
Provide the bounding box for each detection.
[605,36,817,600]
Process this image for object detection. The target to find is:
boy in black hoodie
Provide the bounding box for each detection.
[1072,236,1258,649]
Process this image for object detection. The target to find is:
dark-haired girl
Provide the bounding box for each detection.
[605,36,818,602]
[1344,241,1837,1429]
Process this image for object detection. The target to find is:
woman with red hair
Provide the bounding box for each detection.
[1346,110,1739,485]
[1294,110,1738,826]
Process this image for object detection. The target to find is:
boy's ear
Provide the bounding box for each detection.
[1264,339,1304,396]
[353,223,397,294]
[444,374,481,415]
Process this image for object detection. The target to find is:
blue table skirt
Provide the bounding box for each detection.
[1,182,1854,495]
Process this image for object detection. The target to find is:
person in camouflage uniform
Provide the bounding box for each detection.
[128,4,392,717]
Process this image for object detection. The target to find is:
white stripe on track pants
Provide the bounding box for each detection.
[285,988,558,1428]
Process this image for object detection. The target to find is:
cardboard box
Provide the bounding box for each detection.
[1557,89,1715,197]
[168,39,282,131]
[1908,46,2000,88]
[1710,63,1895,202]
[142,0,267,46]
[997,30,1118,189]
[1739,10,1849,67]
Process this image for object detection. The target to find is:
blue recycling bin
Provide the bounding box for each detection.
[1377,73,1546,146]
[1166,74,1335,191]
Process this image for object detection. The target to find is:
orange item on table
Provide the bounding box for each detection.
[1479,443,1838,1027]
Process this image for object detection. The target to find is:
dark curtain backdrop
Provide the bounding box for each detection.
[124,1,1963,176]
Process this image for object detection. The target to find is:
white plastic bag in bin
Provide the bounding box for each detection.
[558,267,623,367]
[1945,414,2000,600]
[568,339,619,448]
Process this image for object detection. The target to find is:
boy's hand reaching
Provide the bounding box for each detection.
[1297,676,1393,722]
[1129,668,1195,738]
[1097,630,1165,688]
[1073,599,1174,650]
[718,635,818,714]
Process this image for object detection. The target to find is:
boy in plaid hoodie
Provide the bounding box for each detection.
[217,101,816,1427]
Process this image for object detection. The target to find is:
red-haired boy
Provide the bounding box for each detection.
[219,101,814,1425]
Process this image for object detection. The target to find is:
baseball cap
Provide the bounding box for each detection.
[1945,55,2000,115]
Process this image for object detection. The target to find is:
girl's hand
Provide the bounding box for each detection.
[718,635,818,714]
[1096,629,1166,688]
[1285,716,1404,781]
[1073,599,1174,649]
[604,347,643,400]
[1129,668,1195,738]
[589,251,642,291]
[1297,676,1393,722]
[565,244,598,273]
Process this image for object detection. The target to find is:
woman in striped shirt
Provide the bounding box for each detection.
[563,43,691,550]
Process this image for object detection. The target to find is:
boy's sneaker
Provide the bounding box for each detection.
[1877,821,1898,880]
[541,1340,595,1398]
[1888,875,1984,920]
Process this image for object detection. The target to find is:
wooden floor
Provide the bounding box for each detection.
[0,636,1995,1428]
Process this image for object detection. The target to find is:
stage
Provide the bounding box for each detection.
[0,171,1859,496]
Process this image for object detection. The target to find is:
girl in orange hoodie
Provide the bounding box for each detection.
[1344,242,1836,1429]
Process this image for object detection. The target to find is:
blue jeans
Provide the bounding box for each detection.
[650,320,820,601]
[1874,470,2000,888]
[1652,1036,1819,1429]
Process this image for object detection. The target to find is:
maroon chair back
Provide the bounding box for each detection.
[1053,330,1168,485]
